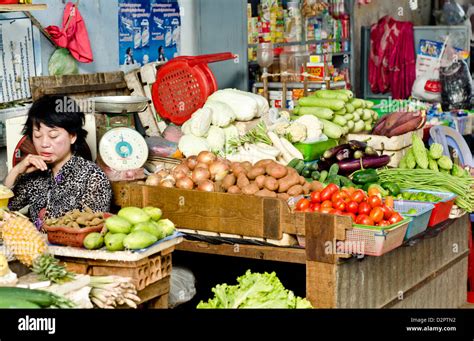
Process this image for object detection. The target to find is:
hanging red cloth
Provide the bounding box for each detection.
[368,16,415,99]
[46,2,93,63]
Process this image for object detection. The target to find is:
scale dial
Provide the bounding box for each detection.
[99,127,148,171]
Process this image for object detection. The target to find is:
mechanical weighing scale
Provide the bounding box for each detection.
[91,96,150,181]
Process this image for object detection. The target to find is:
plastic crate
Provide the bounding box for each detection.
[394,201,434,240]
[400,189,456,227]
[342,218,411,256]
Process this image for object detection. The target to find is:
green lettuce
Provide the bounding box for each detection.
[197,270,312,309]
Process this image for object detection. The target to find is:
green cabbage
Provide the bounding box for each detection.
[197,270,312,309]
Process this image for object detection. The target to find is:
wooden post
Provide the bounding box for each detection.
[281,75,287,110]
[304,213,351,308]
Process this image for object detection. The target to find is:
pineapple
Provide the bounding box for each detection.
[1,211,74,283]
[0,254,9,276]
[1,211,47,266]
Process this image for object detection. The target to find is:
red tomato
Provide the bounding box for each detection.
[389,212,404,224]
[330,209,343,216]
[325,183,339,195]
[355,214,369,225]
[333,199,346,211]
[320,187,333,202]
[341,212,356,222]
[320,207,333,214]
[385,196,394,208]
[358,202,371,215]
[296,198,310,211]
[321,200,333,209]
[369,207,384,223]
[378,220,391,227]
[340,191,350,202]
[310,191,321,203]
[380,205,394,220]
[346,187,356,195]
[367,187,380,197]
[309,202,321,212]
[346,201,359,214]
[351,189,366,204]
[331,191,343,203]
[368,195,382,208]
[359,215,374,226]
[302,207,313,212]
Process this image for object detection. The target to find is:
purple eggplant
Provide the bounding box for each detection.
[348,140,368,151]
[322,143,350,160]
[337,155,391,175]
[336,148,352,161]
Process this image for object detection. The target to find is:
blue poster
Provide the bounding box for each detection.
[119,0,180,69]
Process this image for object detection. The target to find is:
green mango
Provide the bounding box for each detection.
[105,215,132,234]
[104,232,127,251]
[132,221,165,239]
[123,231,157,250]
[83,232,104,250]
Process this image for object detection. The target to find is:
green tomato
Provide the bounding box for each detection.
[407,208,417,215]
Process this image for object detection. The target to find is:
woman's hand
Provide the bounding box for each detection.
[4,154,50,188]
[16,154,49,174]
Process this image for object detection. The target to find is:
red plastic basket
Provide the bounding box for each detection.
[151,52,234,125]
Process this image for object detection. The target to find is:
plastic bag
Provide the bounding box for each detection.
[145,136,181,158]
[440,0,466,25]
[48,48,78,76]
[439,44,472,111]
[168,266,196,308]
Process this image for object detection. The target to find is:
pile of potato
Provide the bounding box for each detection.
[45,207,106,229]
[145,152,324,200]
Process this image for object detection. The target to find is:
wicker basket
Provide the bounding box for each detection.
[44,225,104,248]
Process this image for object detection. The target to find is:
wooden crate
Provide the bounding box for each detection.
[59,246,174,291]
[30,72,129,103]
[111,181,351,243]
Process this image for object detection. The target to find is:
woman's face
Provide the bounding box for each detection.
[32,123,77,165]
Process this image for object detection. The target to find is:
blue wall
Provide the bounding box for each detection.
[32,0,120,74]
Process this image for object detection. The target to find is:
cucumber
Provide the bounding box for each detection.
[353,120,365,133]
[288,158,302,168]
[352,112,360,121]
[364,121,373,132]
[295,106,334,120]
[311,171,321,180]
[332,115,347,127]
[320,118,344,139]
[294,160,306,174]
[350,98,364,109]
[319,170,329,183]
[328,163,339,177]
[347,120,355,131]
[313,89,349,102]
[0,287,74,308]
[334,108,347,116]
[362,109,372,121]
[344,113,354,121]
[345,103,355,113]
[0,298,40,309]
[364,100,374,109]
[302,168,312,178]
[333,89,354,99]
[298,97,346,111]
[293,107,300,114]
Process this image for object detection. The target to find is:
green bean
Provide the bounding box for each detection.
[376,168,474,212]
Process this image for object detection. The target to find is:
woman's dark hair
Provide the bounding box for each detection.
[23,95,92,161]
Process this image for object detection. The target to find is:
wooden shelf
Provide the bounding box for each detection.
[0,4,47,11]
